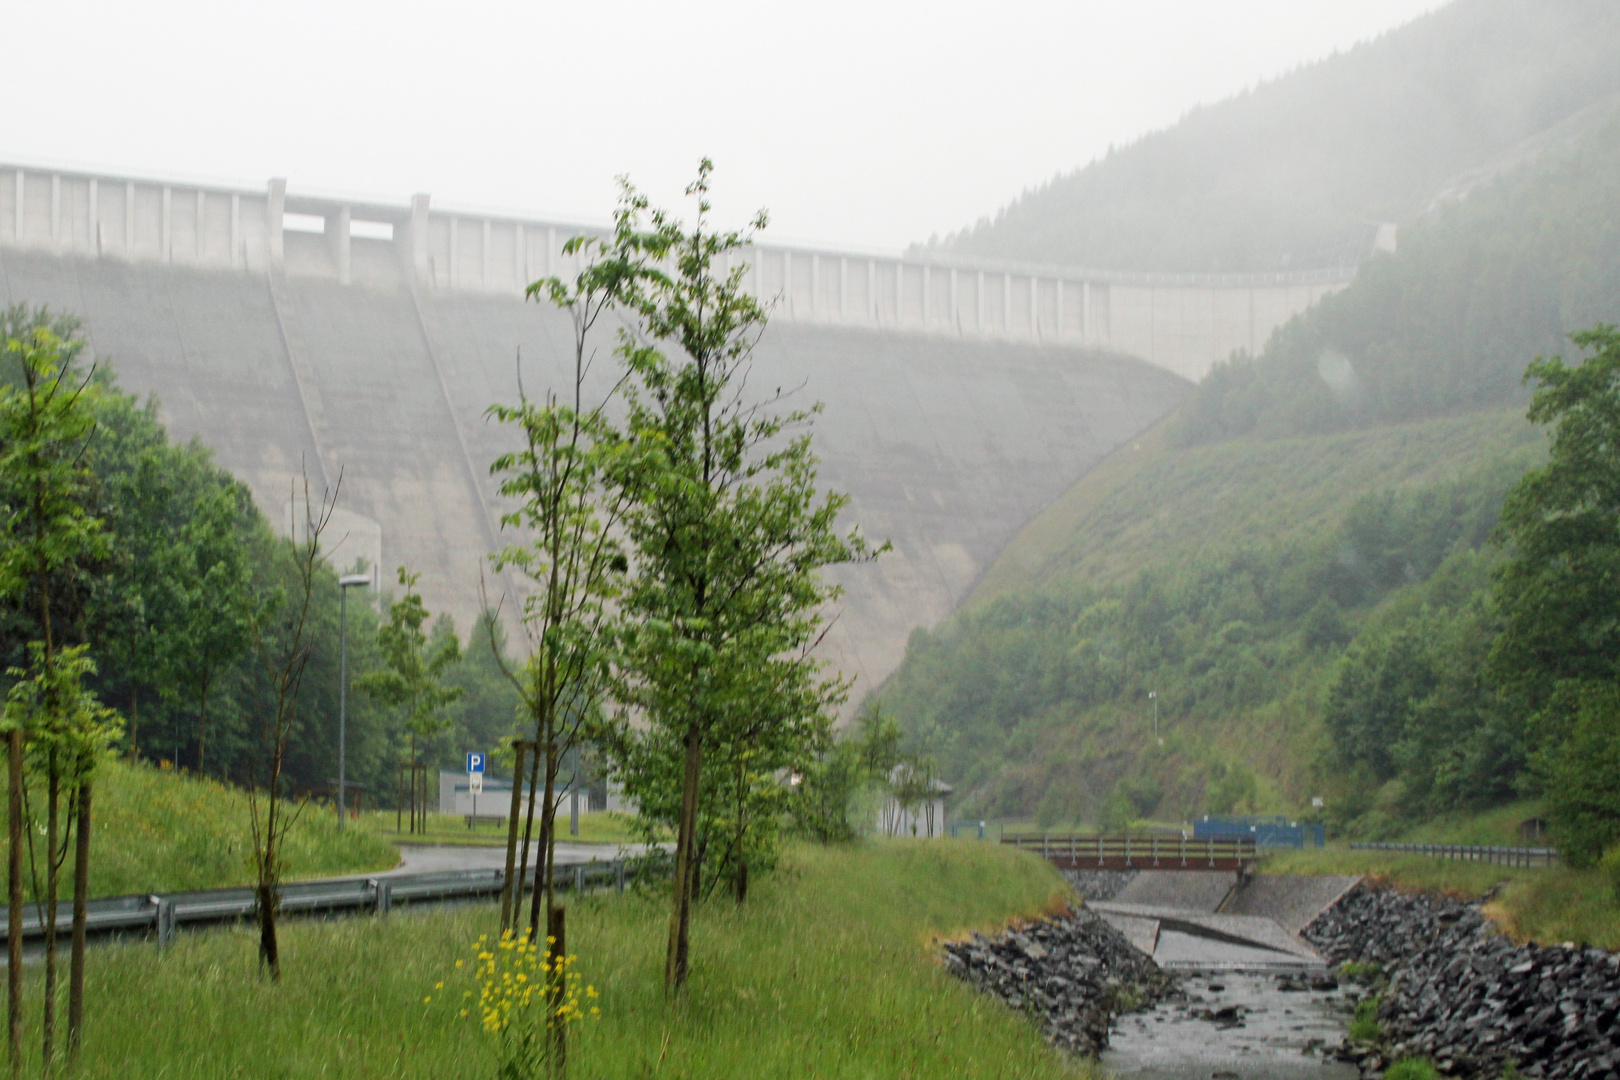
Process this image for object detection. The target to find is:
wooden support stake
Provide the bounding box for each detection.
[548,904,567,1075]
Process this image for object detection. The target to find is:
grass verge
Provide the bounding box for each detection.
[1263,847,1620,949]
[0,759,398,897]
[360,810,656,847]
[37,840,1084,1079]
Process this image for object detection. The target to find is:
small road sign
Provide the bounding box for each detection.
[469,773,483,794]
[466,752,485,774]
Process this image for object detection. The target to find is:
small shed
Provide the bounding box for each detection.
[876,767,953,839]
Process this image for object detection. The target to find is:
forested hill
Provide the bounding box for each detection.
[929,0,1620,273]
[877,107,1620,846]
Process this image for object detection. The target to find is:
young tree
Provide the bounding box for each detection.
[247,472,338,980]
[604,162,878,993]
[5,646,118,1068]
[487,204,653,939]
[356,567,462,835]
[0,313,113,1071]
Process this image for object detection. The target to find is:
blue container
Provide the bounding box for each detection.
[1192,815,1324,849]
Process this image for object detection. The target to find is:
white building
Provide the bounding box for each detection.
[438,770,535,820]
[876,768,953,839]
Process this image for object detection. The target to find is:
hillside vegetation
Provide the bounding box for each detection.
[880,104,1620,845]
[934,0,1620,272]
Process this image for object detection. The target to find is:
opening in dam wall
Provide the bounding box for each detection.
[0,161,1353,383]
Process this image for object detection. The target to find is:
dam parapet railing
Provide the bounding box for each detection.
[0,160,1356,382]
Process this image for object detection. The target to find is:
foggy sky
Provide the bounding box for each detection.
[6,0,1444,252]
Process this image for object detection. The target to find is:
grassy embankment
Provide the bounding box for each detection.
[1262,801,1620,949]
[361,809,653,847]
[0,759,397,897]
[29,840,1081,1080]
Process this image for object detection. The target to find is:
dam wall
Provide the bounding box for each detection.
[1,160,1366,697]
[0,162,1350,383]
[0,242,1190,699]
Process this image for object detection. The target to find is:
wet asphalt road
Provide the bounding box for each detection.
[386,842,654,875]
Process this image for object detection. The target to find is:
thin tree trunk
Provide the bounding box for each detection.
[528,746,557,939]
[514,743,542,934]
[499,740,528,932]
[664,721,703,994]
[42,752,58,1074]
[196,681,211,777]
[8,730,24,1080]
[67,778,89,1065]
[732,756,748,904]
[258,788,281,980]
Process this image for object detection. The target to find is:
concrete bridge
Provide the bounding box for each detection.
[0,161,1353,698]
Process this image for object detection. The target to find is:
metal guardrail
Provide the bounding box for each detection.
[0,859,635,948]
[1348,842,1559,868]
[1001,833,1259,871]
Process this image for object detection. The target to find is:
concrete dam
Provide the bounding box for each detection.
[0,162,1350,697]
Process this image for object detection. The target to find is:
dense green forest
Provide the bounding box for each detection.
[881,104,1620,857]
[0,309,521,804]
[931,0,1620,273]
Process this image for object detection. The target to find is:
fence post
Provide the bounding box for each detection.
[574,865,585,895]
[151,896,175,951]
[375,879,392,915]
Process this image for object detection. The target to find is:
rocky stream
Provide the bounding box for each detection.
[941,881,1620,1080]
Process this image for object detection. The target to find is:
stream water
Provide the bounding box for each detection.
[1101,935,1359,1080]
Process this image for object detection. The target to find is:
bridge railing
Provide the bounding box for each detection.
[1347,841,1559,868]
[1000,833,1257,869]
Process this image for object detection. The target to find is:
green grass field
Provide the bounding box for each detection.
[0,759,398,898]
[28,840,1085,1079]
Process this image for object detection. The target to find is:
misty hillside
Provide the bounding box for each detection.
[878,107,1620,834]
[931,0,1620,273]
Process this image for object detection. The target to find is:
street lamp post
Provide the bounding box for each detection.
[338,573,371,829]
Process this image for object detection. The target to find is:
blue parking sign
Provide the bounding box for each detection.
[466,752,484,774]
